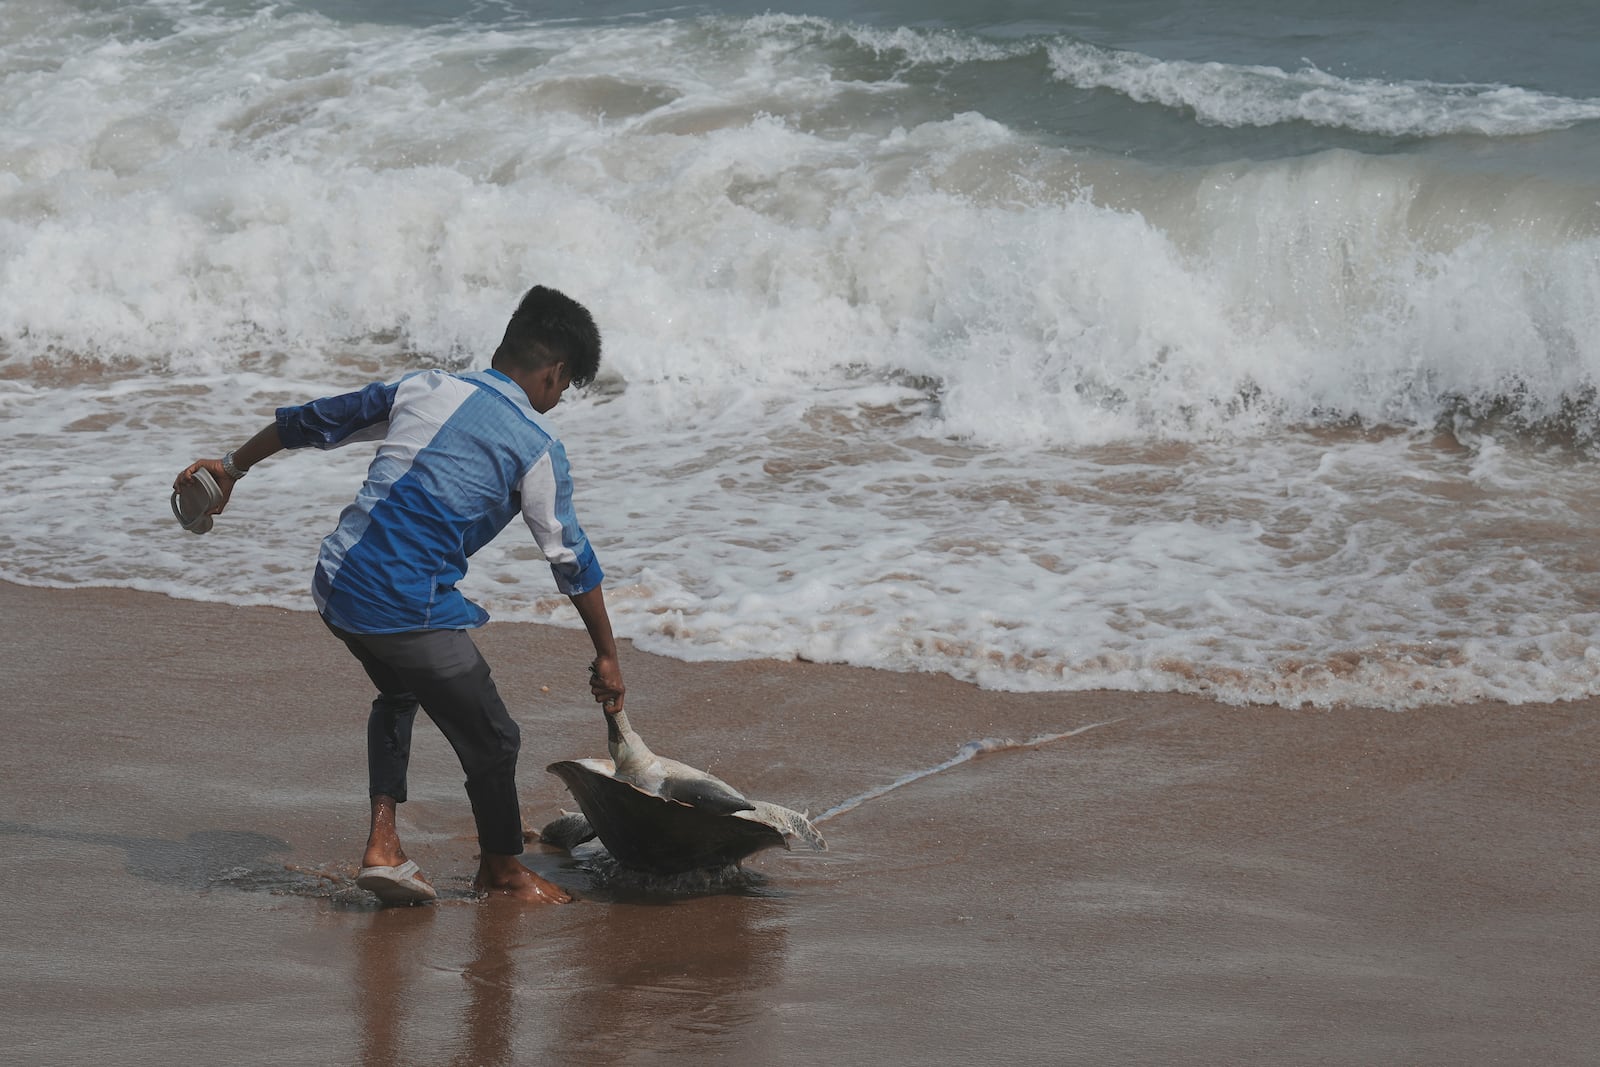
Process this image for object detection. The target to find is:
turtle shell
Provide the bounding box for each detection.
[547,760,789,875]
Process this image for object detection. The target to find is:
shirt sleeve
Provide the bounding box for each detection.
[519,442,605,596]
[275,380,400,450]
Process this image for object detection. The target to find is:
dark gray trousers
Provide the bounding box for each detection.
[324,620,523,856]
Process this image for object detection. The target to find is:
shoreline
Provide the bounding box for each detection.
[3,580,1596,1065]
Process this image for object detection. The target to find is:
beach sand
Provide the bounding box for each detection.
[1,580,1595,1065]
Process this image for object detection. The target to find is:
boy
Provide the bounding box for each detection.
[174,285,625,905]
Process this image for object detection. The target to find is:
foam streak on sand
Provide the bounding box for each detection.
[813,720,1120,824]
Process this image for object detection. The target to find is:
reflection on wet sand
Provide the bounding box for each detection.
[354,899,534,1067]
[552,893,788,1061]
[453,901,519,1067]
[349,868,789,1065]
[353,906,439,1067]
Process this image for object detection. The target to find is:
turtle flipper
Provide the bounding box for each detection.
[742,801,828,851]
[538,811,597,851]
[658,775,757,815]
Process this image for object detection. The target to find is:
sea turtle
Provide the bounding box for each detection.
[541,707,825,876]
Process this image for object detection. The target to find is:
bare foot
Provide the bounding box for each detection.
[474,853,573,904]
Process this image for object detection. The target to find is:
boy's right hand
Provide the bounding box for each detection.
[174,459,236,515]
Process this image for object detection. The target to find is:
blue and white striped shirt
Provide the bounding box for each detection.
[276,368,603,633]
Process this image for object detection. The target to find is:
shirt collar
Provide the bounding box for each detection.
[466,367,558,435]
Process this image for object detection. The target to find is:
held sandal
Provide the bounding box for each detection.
[171,468,223,534]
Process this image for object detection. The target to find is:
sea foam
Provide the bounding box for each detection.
[1045,39,1600,137]
[4,3,1600,709]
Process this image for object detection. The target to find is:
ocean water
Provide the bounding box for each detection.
[3,0,1598,709]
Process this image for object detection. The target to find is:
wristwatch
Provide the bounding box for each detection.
[221,451,248,480]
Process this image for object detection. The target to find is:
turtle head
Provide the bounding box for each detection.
[605,708,650,768]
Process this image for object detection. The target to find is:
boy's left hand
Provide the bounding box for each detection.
[588,656,625,714]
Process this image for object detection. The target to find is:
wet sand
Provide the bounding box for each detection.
[1,580,1596,1065]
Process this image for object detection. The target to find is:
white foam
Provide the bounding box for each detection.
[4,7,1597,438]
[814,721,1120,823]
[1046,39,1600,137]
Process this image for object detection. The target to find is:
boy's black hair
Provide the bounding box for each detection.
[490,285,602,387]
